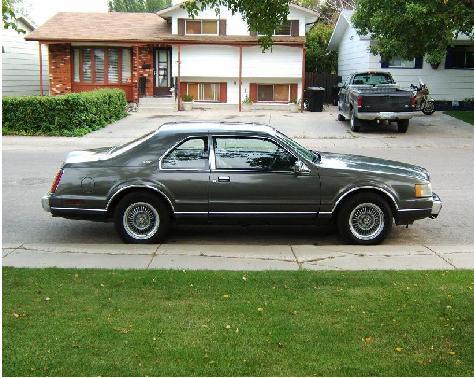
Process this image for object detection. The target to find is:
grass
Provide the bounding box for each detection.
[444,111,474,125]
[3,268,473,376]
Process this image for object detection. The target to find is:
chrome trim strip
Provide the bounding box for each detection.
[397,208,430,212]
[174,212,208,215]
[331,186,399,212]
[210,211,318,215]
[51,207,107,212]
[318,211,332,215]
[106,185,175,212]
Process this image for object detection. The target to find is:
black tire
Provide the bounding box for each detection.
[337,113,345,121]
[336,192,393,245]
[114,191,171,244]
[422,101,435,115]
[397,119,409,133]
[350,110,361,132]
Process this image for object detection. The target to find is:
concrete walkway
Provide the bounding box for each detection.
[3,243,473,270]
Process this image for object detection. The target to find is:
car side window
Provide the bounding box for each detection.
[214,137,296,171]
[161,137,209,170]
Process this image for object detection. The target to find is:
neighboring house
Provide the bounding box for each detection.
[2,16,49,96]
[25,1,318,110]
[328,10,474,102]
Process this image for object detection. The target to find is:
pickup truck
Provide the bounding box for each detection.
[337,71,416,133]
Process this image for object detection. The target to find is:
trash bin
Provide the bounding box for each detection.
[305,87,325,112]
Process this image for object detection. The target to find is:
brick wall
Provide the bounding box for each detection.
[48,44,72,96]
[132,45,154,102]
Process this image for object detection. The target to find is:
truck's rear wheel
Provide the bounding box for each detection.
[337,113,345,121]
[350,111,361,132]
[397,119,409,133]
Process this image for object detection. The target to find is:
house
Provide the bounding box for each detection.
[24,1,318,110]
[328,10,474,102]
[2,16,49,96]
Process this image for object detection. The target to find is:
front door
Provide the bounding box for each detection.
[209,136,320,219]
[154,48,171,97]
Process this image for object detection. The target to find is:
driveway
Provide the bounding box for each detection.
[3,106,474,270]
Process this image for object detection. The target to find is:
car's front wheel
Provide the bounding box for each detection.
[336,193,393,245]
[114,191,170,244]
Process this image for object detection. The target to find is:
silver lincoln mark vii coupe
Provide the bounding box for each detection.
[42,122,442,245]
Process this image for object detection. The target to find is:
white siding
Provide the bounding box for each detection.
[242,46,302,78]
[2,26,49,96]
[368,51,474,101]
[337,24,371,82]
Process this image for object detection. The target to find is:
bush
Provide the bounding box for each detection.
[2,89,128,136]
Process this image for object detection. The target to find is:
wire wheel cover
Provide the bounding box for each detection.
[349,202,385,240]
[123,202,160,240]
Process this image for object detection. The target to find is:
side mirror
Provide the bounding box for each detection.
[337,82,345,88]
[294,160,310,175]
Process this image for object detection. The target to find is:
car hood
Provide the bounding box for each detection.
[317,152,430,181]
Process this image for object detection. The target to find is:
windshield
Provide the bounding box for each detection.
[353,72,394,85]
[276,131,319,162]
[109,129,157,154]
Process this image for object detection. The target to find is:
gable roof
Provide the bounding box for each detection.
[25,12,170,42]
[327,9,354,51]
[157,2,319,18]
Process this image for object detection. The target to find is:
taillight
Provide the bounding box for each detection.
[410,96,416,108]
[50,169,63,194]
[357,96,363,108]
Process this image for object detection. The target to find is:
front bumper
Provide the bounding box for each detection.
[430,192,442,218]
[357,111,416,121]
[41,195,51,213]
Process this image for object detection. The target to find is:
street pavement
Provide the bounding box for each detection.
[3,106,474,270]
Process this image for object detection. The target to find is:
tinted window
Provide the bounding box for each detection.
[214,137,296,171]
[161,138,209,170]
[353,73,394,85]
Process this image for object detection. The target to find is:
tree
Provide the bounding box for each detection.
[108,0,170,13]
[305,22,337,73]
[2,0,24,32]
[352,0,474,65]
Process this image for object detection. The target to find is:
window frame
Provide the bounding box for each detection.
[187,82,221,102]
[387,57,416,69]
[72,47,132,85]
[256,84,291,103]
[446,45,474,70]
[258,21,293,36]
[185,19,219,36]
[210,135,298,173]
[159,136,210,171]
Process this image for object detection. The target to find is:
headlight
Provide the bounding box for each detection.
[415,183,432,198]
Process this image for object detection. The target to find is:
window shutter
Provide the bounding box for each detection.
[219,20,227,36]
[219,82,227,102]
[178,19,185,36]
[445,47,454,69]
[414,57,423,69]
[179,82,187,96]
[290,20,299,37]
[249,83,257,102]
[380,56,389,68]
[290,84,298,102]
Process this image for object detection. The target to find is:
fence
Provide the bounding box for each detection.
[305,72,341,104]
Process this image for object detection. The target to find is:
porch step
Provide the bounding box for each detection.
[138,96,176,112]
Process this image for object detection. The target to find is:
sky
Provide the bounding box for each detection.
[20,0,108,26]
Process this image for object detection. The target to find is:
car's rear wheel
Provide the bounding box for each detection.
[337,193,393,245]
[337,113,345,121]
[397,119,409,133]
[114,191,170,244]
[350,110,361,132]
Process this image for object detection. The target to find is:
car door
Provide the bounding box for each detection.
[157,136,210,215]
[209,135,320,218]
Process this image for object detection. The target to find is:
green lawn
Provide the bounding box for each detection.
[3,268,473,376]
[444,111,474,125]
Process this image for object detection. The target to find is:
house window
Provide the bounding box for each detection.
[73,47,132,84]
[275,21,292,36]
[388,57,416,68]
[185,19,218,35]
[187,83,221,102]
[257,84,290,102]
[446,45,474,69]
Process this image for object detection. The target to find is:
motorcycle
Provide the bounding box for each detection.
[410,79,435,115]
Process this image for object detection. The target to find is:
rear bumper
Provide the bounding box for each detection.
[430,192,442,218]
[41,195,51,213]
[357,111,416,121]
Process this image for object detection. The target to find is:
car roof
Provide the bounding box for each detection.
[157,121,277,136]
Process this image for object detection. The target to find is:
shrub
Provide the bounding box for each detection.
[181,94,193,102]
[2,89,128,137]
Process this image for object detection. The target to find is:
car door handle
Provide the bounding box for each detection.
[217,176,230,182]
